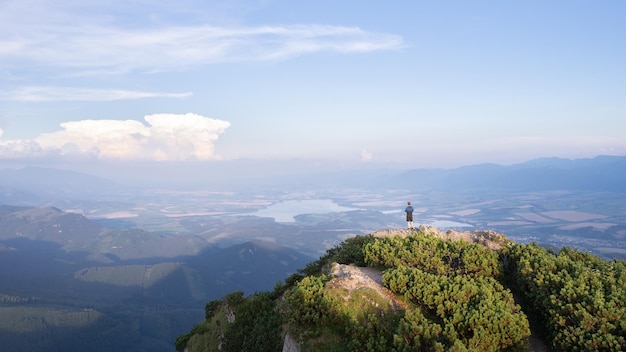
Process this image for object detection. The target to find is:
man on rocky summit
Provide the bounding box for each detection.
[405,201,414,229]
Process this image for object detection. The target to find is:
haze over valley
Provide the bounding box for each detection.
[3,155,625,258]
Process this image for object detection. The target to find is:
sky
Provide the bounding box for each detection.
[1,0,625,173]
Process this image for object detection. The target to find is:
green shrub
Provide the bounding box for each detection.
[385,267,529,351]
[204,299,221,320]
[284,275,333,338]
[332,235,377,266]
[508,243,626,351]
[364,233,502,278]
[221,292,283,352]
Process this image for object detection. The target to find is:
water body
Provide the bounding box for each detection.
[255,199,357,222]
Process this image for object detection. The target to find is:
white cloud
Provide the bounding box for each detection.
[143,113,231,160]
[0,139,47,159]
[0,20,404,75]
[0,113,230,161]
[2,87,192,102]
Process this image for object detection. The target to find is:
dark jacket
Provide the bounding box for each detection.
[405,206,414,221]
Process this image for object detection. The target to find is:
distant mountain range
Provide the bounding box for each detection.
[393,155,626,192]
[2,155,625,206]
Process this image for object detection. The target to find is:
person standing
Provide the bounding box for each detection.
[405,201,414,229]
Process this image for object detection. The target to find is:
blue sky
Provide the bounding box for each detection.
[1,0,625,170]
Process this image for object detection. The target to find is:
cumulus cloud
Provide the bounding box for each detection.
[0,113,230,161]
[2,87,192,102]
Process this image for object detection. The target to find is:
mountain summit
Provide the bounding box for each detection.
[177,227,626,352]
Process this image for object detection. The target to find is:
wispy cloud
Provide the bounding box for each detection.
[2,87,192,102]
[0,1,404,104]
[0,113,230,161]
[0,5,404,75]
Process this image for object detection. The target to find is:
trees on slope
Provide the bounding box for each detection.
[507,243,626,350]
[175,291,282,352]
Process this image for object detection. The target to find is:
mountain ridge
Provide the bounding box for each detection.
[394,155,626,192]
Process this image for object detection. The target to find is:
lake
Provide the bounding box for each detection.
[254,199,358,222]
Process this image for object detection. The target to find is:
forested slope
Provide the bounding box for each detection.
[177,228,626,352]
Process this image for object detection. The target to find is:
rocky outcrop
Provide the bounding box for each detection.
[281,261,406,351]
[372,224,510,250]
[281,333,300,352]
[328,263,405,311]
[224,304,235,324]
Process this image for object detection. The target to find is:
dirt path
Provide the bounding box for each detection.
[511,290,550,352]
[527,326,550,351]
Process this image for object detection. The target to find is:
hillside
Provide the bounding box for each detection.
[177,226,626,352]
[0,205,313,352]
